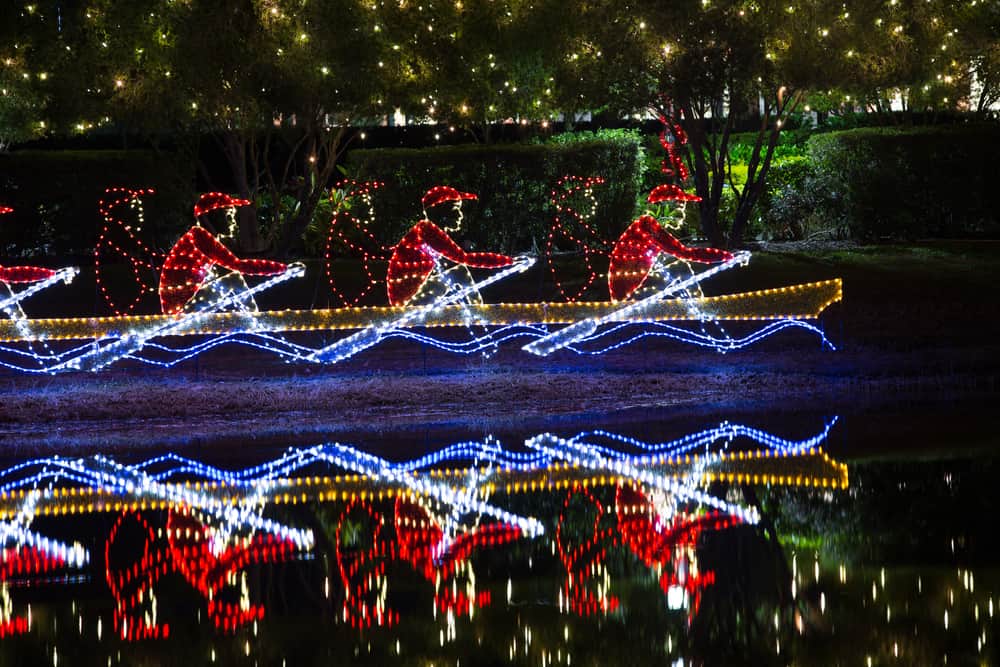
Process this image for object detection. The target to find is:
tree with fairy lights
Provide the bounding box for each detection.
[627,0,845,248]
[21,0,407,255]
[0,4,51,152]
[579,0,993,247]
[369,0,567,142]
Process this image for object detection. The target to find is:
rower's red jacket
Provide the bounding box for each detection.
[0,265,57,284]
[159,226,286,315]
[387,220,513,306]
[608,215,733,302]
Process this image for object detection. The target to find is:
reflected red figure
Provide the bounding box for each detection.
[0,206,57,285]
[386,186,513,306]
[555,485,621,616]
[0,546,72,637]
[394,496,520,617]
[555,484,739,619]
[334,496,522,628]
[159,193,288,314]
[105,509,301,640]
[616,485,739,618]
[334,498,399,629]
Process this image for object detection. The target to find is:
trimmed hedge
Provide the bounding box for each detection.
[0,150,194,258]
[804,125,1000,241]
[339,132,645,255]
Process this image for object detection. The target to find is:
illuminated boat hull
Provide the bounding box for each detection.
[0,279,841,342]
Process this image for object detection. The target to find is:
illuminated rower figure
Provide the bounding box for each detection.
[608,184,733,302]
[387,186,515,306]
[0,206,58,301]
[0,205,78,370]
[159,193,294,314]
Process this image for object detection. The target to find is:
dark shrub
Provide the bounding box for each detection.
[341,132,645,254]
[805,125,1000,241]
[0,149,194,258]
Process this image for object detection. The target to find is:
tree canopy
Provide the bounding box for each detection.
[1,0,995,249]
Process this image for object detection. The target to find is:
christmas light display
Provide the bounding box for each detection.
[395,495,519,610]
[387,186,513,306]
[0,275,839,372]
[333,494,518,629]
[0,420,846,642]
[324,180,388,307]
[94,188,160,316]
[545,176,609,303]
[0,420,846,524]
[0,205,81,371]
[555,483,734,619]
[105,508,306,640]
[307,254,534,364]
[556,485,621,615]
[615,484,735,618]
[0,174,841,371]
[0,544,87,638]
[523,250,752,356]
[160,193,293,315]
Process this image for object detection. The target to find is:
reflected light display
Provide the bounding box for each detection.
[0,419,846,662]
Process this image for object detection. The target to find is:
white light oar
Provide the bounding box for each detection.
[306,255,534,364]
[522,251,750,356]
[0,267,79,314]
[49,264,305,372]
[525,433,759,524]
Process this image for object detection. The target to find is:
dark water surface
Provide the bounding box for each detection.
[0,403,998,666]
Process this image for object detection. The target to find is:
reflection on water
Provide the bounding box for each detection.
[0,420,996,665]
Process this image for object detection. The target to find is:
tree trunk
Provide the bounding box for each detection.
[273,127,348,256]
[680,106,725,248]
[730,126,780,247]
[221,131,265,253]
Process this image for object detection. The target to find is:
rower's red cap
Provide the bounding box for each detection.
[0,206,12,216]
[422,186,477,210]
[648,184,701,203]
[194,192,252,218]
